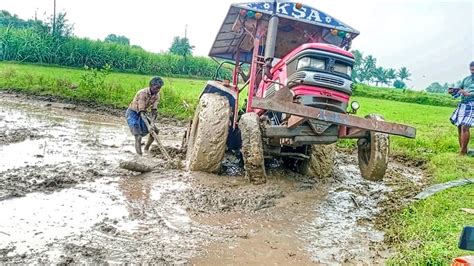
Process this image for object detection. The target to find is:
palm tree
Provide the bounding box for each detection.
[361,55,377,84]
[385,68,397,87]
[374,67,387,87]
[398,67,411,82]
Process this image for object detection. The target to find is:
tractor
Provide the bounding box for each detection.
[184,1,416,183]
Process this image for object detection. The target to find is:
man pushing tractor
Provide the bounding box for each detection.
[126,77,163,156]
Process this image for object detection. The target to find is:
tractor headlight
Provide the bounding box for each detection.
[297,57,311,69]
[297,57,325,70]
[351,101,360,111]
[334,63,352,76]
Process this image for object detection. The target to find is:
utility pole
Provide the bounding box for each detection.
[185,24,188,39]
[52,0,56,34]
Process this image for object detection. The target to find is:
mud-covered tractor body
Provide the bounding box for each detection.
[185,1,416,183]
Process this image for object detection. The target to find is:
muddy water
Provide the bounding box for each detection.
[0,92,422,264]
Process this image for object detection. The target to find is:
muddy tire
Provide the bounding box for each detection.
[239,112,266,184]
[357,114,390,181]
[300,144,335,178]
[186,93,230,173]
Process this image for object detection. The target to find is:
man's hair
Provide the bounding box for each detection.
[470,61,474,67]
[150,77,164,87]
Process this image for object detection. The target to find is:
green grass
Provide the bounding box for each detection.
[352,97,461,159]
[387,185,474,265]
[351,98,474,264]
[0,61,205,119]
[353,83,458,108]
[0,61,473,263]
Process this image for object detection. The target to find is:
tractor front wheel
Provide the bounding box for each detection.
[186,93,230,173]
[357,114,390,181]
[239,112,266,184]
[300,144,335,179]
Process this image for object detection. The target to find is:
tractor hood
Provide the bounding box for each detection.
[209,1,360,63]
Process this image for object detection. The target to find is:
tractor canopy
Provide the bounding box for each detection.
[209,1,360,64]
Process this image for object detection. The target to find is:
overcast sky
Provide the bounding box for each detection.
[2,0,473,89]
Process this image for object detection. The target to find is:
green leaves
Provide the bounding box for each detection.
[169,36,194,57]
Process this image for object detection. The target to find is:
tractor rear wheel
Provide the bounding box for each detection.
[300,144,335,179]
[186,93,230,173]
[239,112,266,184]
[357,114,390,181]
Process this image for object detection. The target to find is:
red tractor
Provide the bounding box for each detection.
[185,1,416,183]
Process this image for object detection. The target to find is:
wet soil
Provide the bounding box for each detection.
[0,92,424,264]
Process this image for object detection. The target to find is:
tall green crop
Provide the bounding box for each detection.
[0,26,230,79]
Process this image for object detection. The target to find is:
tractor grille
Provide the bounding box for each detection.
[264,85,277,98]
[287,72,307,85]
[313,74,344,86]
[291,72,307,80]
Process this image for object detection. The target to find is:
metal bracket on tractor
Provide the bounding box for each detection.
[251,86,416,139]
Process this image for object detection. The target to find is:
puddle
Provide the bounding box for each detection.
[0,178,128,255]
[0,98,133,172]
[300,163,390,264]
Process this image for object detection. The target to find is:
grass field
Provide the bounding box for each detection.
[1,61,473,264]
[0,62,204,118]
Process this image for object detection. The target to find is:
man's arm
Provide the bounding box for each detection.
[460,90,472,97]
[152,94,160,110]
[151,95,160,120]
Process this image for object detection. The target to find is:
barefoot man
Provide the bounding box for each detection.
[126,77,163,155]
[449,61,474,156]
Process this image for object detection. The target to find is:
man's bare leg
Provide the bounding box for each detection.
[144,134,154,151]
[135,135,143,156]
[458,126,462,148]
[460,126,470,155]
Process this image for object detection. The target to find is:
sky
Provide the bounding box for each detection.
[1,0,473,89]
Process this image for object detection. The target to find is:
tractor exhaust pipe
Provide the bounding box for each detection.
[264,15,278,61]
[264,1,279,78]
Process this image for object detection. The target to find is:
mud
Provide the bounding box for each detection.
[183,178,285,213]
[0,92,424,264]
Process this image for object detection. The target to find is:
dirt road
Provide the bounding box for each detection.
[0,92,422,264]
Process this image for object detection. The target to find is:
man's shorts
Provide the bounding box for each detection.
[126,108,149,137]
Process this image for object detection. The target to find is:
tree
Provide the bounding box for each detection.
[385,68,397,86]
[351,49,363,82]
[393,80,406,89]
[169,36,194,57]
[47,12,73,38]
[349,50,411,88]
[105,34,130,46]
[359,55,377,84]
[398,67,411,82]
[374,67,387,87]
[425,82,445,93]
[0,10,46,31]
